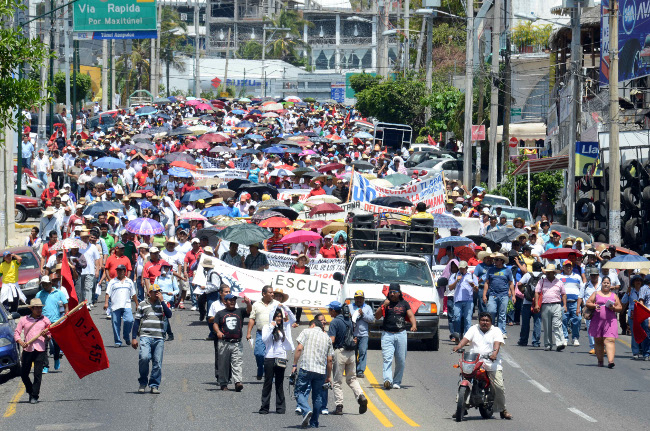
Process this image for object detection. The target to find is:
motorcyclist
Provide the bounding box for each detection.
[453,312,512,420]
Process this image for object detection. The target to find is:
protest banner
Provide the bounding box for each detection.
[270,272,342,309]
[277,188,310,202]
[359,201,411,215]
[195,168,249,181]
[192,254,267,301]
[201,156,222,169]
[350,171,446,213]
[301,201,360,220]
[235,156,251,171]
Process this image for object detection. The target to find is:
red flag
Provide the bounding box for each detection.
[344,111,351,127]
[49,302,110,379]
[353,137,364,146]
[427,135,437,146]
[632,301,650,344]
[61,249,79,309]
[381,285,424,314]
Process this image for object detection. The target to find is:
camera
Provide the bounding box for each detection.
[289,371,297,385]
[322,382,332,390]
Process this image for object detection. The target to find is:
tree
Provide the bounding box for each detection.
[349,73,382,94]
[53,72,91,104]
[0,0,52,143]
[421,82,463,137]
[262,11,313,66]
[238,41,263,60]
[490,161,564,210]
[115,39,151,106]
[159,7,191,96]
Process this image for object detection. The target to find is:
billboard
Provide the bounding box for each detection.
[575,141,603,177]
[601,0,650,84]
[73,0,157,39]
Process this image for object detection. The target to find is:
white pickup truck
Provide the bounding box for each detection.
[336,253,442,350]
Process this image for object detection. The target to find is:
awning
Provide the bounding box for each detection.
[487,122,547,143]
[512,155,569,176]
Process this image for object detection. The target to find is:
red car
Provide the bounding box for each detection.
[15,195,42,223]
[0,247,42,299]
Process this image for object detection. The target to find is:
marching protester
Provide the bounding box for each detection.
[534,264,567,351]
[132,284,172,394]
[348,290,374,378]
[14,298,51,403]
[213,293,252,391]
[155,262,179,341]
[104,264,138,347]
[1,251,25,312]
[259,306,295,414]
[246,285,278,380]
[35,275,68,372]
[586,276,623,367]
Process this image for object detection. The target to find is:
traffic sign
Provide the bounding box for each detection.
[73,0,157,35]
[211,77,222,88]
[471,125,485,141]
[509,136,519,148]
[510,107,522,116]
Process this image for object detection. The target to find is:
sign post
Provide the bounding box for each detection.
[73,0,157,40]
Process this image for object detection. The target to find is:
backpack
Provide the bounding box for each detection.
[342,319,357,350]
[524,273,542,302]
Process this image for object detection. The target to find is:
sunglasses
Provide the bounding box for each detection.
[389,290,400,294]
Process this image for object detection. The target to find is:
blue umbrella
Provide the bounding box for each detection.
[433,214,462,229]
[136,106,157,116]
[236,148,259,156]
[283,146,302,154]
[82,200,124,215]
[435,236,474,247]
[92,157,126,170]
[244,134,265,141]
[354,131,373,139]
[181,189,213,203]
[602,254,650,269]
[231,109,246,115]
[249,109,262,115]
[168,167,193,178]
[140,201,153,210]
[263,146,287,154]
[237,120,255,128]
[201,206,231,217]
[167,96,177,102]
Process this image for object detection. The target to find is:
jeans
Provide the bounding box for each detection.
[254,331,266,378]
[37,171,47,186]
[630,317,650,356]
[513,296,523,324]
[111,307,134,346]
[260,358,286,412]
[519,302,541,346]
[487,295,509,335]
[356,335,369,374]
[295,369,325,427]
[22,158,30,173]
[584,319,595,349]
[205,291,220,335]
[474,290,488,314]
[453,300,473,337]
[381,330,407,386]
[163,316,173,338]
[446,296,455,337]
[21,350,47,399]
[138,336,164,388]
[562,301,581,341]
[136,277,145,302]
[189,284,198,308]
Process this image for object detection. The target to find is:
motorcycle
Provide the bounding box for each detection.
[453,349,494,422]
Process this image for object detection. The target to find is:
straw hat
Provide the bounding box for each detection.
[296,253,309,264]
[202,257,215,269]
[542,264,559,274]
[20,298,44,308]
[273,288,289,303]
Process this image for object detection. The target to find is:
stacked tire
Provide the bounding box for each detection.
[577,160,650,252]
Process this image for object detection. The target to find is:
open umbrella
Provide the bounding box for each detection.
[306,195,341,205]
[352,161,373,170]
[82,201,124,215]
[370,197,413,208]
[195,177,223,188]
[256,199,287,210]
[302,220,331,229]
[51,238,86,251]
[134,142,155,151]
[454,245,477,262]
[466,235,500,252]
[251,210,285,223]
[200,133,229,143]
[179,211,208,221]
[321,222,348,236]
[258,217,292,228]
[318,163,346,173]
[268,169,294,177]
[309,203,344,216]
[215,223,273,246]
[168,127,193,136]
[354,131,373,139]
[433,214,462,229]
[292,167,315,177]
[541,248,583,261]
[435,236,474,247]
[201,206,231,217]
[266,207,299,220]
[279,230,322,244]
[383,173,412,187]
[125,218,164,235]
[80,149,107,158]
[136,106,157,116]
[239,184,279,200]
[602,254,650,269]
[92,157,126,170]
[485,228,526,244]
[165,153,196,164]
[151,158,169,166]
[168,167,193,178]
[186,140,211,150]
[180,189,213,203]
[209,146,236,154]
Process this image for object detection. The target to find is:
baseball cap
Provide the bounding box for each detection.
[41,275,51,283]
[150,284,161,292]
[2,251,11,257]
[388,282,401,292]
[115,242,125,248]
[354,290,365,297]
[327,301,342,311]
[116,264,127,270]
[150,246,160,253]
[458,261,468,268]
[191,238,200,244]
[224,293,237,300]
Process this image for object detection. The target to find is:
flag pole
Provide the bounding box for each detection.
[22,301,88,345]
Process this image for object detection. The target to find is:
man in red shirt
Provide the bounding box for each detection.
[134,165,148,189]
[180,178,197,197]
[320,234,340,259]
[142,247,165,291]
[306,181,327,199]
[100,243,133,285]
[40,231,59,273]
[40,182,59,207]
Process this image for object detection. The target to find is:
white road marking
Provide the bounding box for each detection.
[35,424,104,431]
[528,379,551,393]
[568,408,598,423]
[500,351,520,368]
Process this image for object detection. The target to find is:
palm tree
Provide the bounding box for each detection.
[159,7,191,96]
[115,39,151,105]
[263,11,313,66]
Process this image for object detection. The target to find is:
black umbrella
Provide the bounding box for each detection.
[227,179,253,191]
[210,146,236,154]
[156,112,171,120]
[292,167,315,177]
[164,153,196,164]
[146,126,168,135]
[168,127,193,136]
[239,183,278,200]
[485,227,526,244]
[251,210,285,223]
[236,148,259,156]
[82,200,124,215]
[267,206,299,220]
[215,223,273,246]
[133,137,153,143]
[195,227,221,248]
[151,158,168,165]
[466,235,500,252]
[199,115,215,121]
[370,196,413,208]
[80,149,107,158]
[132,133,152,140]
[180,189,214,203]
[310,136,329,143]
[352,161,373,170]
[134,142,155,151]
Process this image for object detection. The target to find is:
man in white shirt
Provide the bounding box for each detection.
[122,160,136,194]
[103,264,138,347]
[33,150,50,186]
[78,231,101,305]
[453,312,512,420]
[159,237,187,306]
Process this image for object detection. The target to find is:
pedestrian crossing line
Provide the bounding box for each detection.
[2,383,25,418]
[363,367,421,427]
[361,388,394,427]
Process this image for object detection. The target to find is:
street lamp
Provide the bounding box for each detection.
[250,28,256,39]
[219,28,225,40]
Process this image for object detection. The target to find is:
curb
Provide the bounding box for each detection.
[15,223,38,229]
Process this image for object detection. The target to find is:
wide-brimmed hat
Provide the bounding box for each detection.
[20,298,44,308]
[273,288,289,303]
[296,253,309,264]
[513,217,525,225]
[202,257,215,269]
[491,252,507,262]
[542,264,559,274]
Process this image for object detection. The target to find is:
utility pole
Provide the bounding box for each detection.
[424,13,433,122]
[155,1,162,97]
[608,0,621,245]
[111,41,116,108]
[64,2,71,121]
[194,0,201,97]
[73,40,78,122]
[404,0,410,71]
[49,0,55,137]
[101,39,108,111]
[462,0,474,187]
[108,40,113,109]
[223,28,232,95]
[414,18,426,72]
[476,39,485,186]
[501,0,512,183]
[567,4,582,227]
[150,35,156,95]
[377,1,386,75]
[487,0,501,190]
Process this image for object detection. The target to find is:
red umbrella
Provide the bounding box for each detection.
[258,217,292,228]
[454,245,477,262]
[318,163,346,173]
[196,103,213,110]
[170,161,197,171]
[200,133,229,143]
[309,203,344,216]
[325,134,341,140]
[302,220,330,229]
[540,248,583,260]
[186,140,211,150]
[275,164,295,171]
[280,230,322,244]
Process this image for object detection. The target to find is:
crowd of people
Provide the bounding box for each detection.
[6,97,650,425]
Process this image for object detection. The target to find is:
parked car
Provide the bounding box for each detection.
[14,166,45,198]
[29,112,65,137]
[491,205,534,225]
[405,150,459,168]
[15,195,42,223]
[0,247,41,299]
[88,111,118,132]
[409,159,477,181]
[0,303,20,376]
[481,194,512,208]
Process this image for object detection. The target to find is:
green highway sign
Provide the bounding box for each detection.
[73,0,157,33]
[510,107,522,116]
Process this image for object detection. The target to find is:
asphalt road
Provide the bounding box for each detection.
[1,305,648,431]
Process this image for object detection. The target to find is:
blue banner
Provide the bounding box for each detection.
[74,30,158,40]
